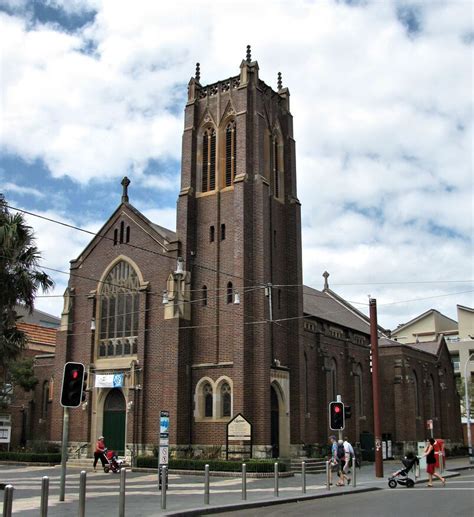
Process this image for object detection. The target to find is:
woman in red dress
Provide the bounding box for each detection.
[423,438,445,487]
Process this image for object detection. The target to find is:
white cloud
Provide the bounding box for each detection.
[2,182,45,198]
[1,0,472,328]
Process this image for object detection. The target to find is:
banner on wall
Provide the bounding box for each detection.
[95,373,124,388]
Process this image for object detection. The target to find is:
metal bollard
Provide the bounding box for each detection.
[40,476,49,517]
[302,461,306,494]
[241,463,247,500]
[204,464,210,505]
[119,468,126,517]
[352,456,356,487]
[274,462,279,497]
[3,484,14,517]
[326,460,330,490]
[78,470,86,517]
[161,466,167,510]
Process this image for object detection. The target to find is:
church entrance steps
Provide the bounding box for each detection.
[290,458,327,473]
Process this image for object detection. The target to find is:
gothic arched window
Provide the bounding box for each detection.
[225,121,237,187]
[221,382,231,417]
[98,261,140,358]
[41,381,50,419]
[429,375,436,417]
[272,133,284,200]
[413,370,420,416]
[354,364,363,416]
[202,127,216,192]
[329,358,337,402]
[204,383,213,417]
[202,285,208,306]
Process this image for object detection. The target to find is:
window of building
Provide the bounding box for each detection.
[120,221,124,243]
[202,285,208,306]
[210,226,215,242]
[451,354,460,372]
[227,282,233,304]
[221,224,226,240]
[278,289,281,310]
[98,260,140,358]
[225,121,237,187]
[126,226,130,243]
[413,370,420,416]
[204,383,213,417]
[329,358,337,402]
[221,382,231,417]
[202,128,216,192]
[354,364,363,416]
[41,381,50,420]
[429,374,436,417]
[304,353,309,414]
[113,229,118,245]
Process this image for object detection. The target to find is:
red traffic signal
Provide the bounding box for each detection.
[60,362,86,408]
[329,401,345,430]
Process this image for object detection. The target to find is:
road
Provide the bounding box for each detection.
[214,471,474,517]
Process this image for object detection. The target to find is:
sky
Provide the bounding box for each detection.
[0,0,472,330]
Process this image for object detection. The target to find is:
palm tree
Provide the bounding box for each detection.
[0,195,54,400]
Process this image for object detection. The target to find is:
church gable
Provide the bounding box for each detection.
[73,179,178,267]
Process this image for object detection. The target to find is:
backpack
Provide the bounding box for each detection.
[337,443,345,460]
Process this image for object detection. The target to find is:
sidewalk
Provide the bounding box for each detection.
[0,457,470,516]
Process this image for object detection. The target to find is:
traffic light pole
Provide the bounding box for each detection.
[336,394,343,441]
[59,407,69,501]
[369,298,383,478]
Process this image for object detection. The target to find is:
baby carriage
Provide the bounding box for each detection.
[388,453,419,488]
[103,449,124,473]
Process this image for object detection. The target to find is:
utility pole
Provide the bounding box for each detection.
[369,298,383,478]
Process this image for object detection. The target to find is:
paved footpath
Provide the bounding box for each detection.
[0,458,471,516]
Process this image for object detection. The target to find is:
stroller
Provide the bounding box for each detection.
[103,449,124,473]
[388,453,419,488]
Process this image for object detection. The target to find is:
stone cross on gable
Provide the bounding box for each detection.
[121,176,130,203]
[323,271,330,290]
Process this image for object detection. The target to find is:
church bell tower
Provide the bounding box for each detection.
[176,46,304,457]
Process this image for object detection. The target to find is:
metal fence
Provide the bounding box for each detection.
[1,458,359,516]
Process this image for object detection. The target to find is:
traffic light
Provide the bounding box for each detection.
[60,362,86,408]
[344,405,352,419]
[329,401,345,430]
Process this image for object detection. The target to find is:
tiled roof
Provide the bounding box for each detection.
[379,336,441,357]
[16,322,57,348]
[303,286,371,334]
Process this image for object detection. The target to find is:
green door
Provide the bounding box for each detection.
[103,389,126,455]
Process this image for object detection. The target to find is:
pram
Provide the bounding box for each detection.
[388,453,419,488]
[103,449,124,473]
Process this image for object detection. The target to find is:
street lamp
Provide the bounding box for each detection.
[464,352,474,465]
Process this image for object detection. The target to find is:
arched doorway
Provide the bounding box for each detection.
[103,389,126,455]
[271,385,279,458]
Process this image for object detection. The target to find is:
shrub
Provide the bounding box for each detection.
[136,456,287,472]
[0,452,61,463]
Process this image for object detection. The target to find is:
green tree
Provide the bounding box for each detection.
[0,195,53,402]
[456,376,474,418]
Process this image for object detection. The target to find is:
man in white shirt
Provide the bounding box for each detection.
[343,437,354,483]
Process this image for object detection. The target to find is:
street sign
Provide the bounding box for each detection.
[159,446,169,465]
[158,410,170,490]
[0,426,11,444]
[226,413,252,460]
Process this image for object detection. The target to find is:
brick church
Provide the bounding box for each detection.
[46,49,462,460]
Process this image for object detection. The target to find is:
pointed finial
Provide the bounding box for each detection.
[323,271,330,290]
[195,62,200,83]
[277,72,282,90]
[121,176,130,203]
[246,45,251,63]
